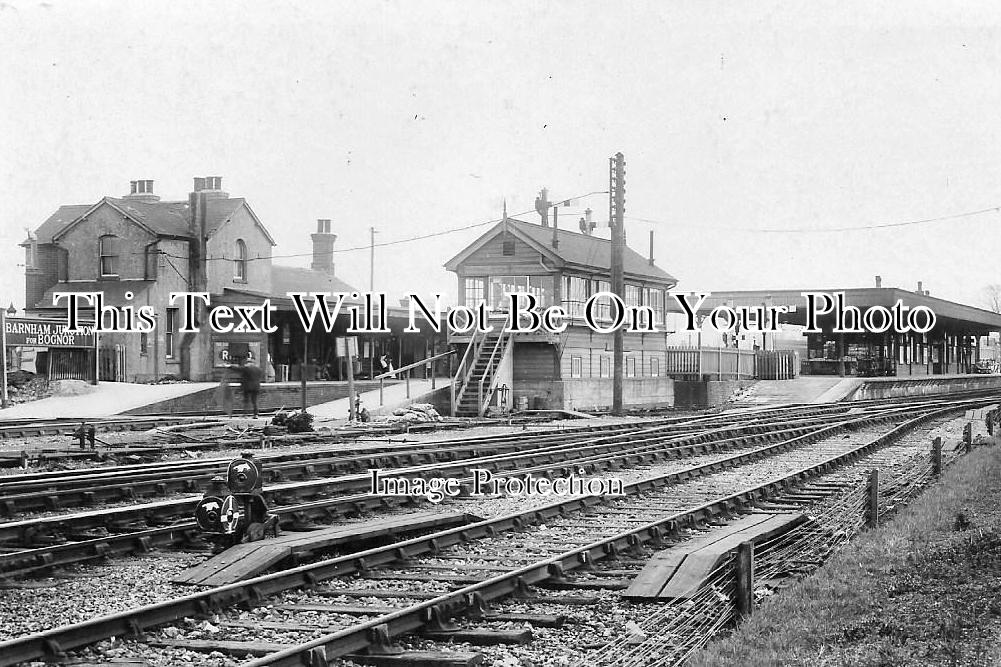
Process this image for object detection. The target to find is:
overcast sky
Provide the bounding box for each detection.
[2,1,1001,313]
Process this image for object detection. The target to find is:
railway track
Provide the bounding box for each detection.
[0,401,933,576]
[0,397,990,666]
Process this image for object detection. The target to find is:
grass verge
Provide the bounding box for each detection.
[689,443,1001,667]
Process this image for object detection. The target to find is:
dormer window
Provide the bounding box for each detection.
[234,239,248,281]
[99,235,119,276]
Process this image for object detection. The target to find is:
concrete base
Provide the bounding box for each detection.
[675,380,756,409]
[512,378,675,412]
[124,380,392,415]
[847,374,1001,401]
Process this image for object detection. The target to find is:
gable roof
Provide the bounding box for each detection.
[204,198,276,246]
[32,205,100,244]
[445,217,677,285]
[34,195,276,246]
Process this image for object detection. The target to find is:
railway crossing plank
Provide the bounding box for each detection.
[422,628,533,645]
[173,511,480,586]
[343,651,485,666]
[148,638,289,657]
[624,511,805,600]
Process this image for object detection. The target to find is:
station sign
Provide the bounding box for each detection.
[3,318,97,348]
[335,336,358,357]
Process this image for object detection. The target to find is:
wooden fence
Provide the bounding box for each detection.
[664,347,798,381]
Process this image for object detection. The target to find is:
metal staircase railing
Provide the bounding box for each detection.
[451,328,487,415]
[476,328,511,417]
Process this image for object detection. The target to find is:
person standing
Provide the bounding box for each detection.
[231,358,264,418]
[379,353,395,376]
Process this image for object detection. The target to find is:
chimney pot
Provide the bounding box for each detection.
[875,275,882,288]
[917,281,923,293]
[192,176,228,198]
[124,179,158,201]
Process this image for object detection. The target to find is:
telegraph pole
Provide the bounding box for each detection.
[369,227,377,291]
[610,152,626,415]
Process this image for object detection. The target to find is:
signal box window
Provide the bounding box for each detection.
[464,277,486,307]
[570,355,583,378]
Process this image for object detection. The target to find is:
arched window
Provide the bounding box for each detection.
[99,235,118,276]
[234,239,248,281]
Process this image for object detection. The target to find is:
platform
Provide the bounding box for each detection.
[729,377,853,408]
[0,381,217,419]
[308,378,445,423]
[173,511,479,587]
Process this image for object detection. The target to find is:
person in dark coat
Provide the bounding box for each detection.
[231,358,264,417]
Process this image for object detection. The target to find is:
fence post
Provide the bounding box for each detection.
[379,379,384,407]
[932,436,943,475]
[963,422,973,453]
[867,469,879,528]
[406,370,411,399]
[735,540,754,620]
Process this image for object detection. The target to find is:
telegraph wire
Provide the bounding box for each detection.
[158,189,611,263]
[625,204,1001,233]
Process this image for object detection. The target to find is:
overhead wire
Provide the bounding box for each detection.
[625,204,1001,233]
[157,189,611,263]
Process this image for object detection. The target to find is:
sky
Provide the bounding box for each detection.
[2,1,1001,313]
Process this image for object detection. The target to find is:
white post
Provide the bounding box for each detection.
[93,328,100,385]
[0,310,8,407]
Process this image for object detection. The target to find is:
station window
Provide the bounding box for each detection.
[592,279,612,323]
[464,277,486,307]
[139,332,149,356]
[234,239,248,281]
[646,288,665,326]
[570,355,583,378]
[562,276,589,320]
[600,356,611,378]
[489,276,548,310]
[625,285,641,309]
[650,357,660,377]
[165,308,178,358]
[99,235,119,276]
[626,356,637,377]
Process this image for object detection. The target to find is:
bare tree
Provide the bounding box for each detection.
[984,284,1001,314]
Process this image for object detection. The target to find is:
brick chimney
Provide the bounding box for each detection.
[123,179,159,202]
[311,219,336,274]
[917,281,923,294]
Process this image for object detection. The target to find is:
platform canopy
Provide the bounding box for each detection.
[669,288,1001,336]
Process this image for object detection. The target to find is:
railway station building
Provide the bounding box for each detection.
[687,284,1001,377]
[444,215,678,414]
[21,178,443,384]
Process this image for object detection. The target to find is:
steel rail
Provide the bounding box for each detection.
[0,400,979,666]
[0,409,863,573]
[0,403,896,546]
[243,404,961,666]
[0,397,979,573]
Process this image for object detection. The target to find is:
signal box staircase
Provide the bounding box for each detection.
[451,328,512,417]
